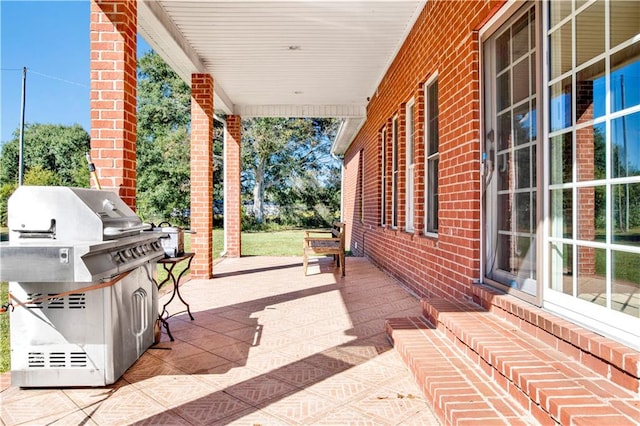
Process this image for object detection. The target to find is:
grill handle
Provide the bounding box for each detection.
[103,223,152,237]
[12,219,56,239]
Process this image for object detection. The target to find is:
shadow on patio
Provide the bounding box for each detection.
[0,256,440,425]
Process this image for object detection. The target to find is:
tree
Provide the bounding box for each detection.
[136,51,226,227]
[0,123,90,188]
[0,123,90,226]
[136,51,192,226]
[241,117,340,226]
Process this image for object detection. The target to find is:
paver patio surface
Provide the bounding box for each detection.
[1,256,440,425]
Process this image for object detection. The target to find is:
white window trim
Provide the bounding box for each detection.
[391,115,399,229]
[381,126,387,226]
[542,0,640,350]
[424,74,439,237]
[405,99,416,233]
[360,149,365,223]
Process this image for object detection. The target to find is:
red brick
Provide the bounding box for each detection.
[558,404,630,426]
[190,73,214,279]
[90,0,137,207]
[224,115,242,258]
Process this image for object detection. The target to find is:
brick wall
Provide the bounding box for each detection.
[90,0,137,208]
[225,115,242,258]
[190,74,214,279]
[343,0,504,301]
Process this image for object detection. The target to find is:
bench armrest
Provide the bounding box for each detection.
[305,230,333,237]
[304,236,341,248]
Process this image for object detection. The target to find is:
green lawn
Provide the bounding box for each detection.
[242,229,304,256]
[0,228,308,373]
[156,228,304,283]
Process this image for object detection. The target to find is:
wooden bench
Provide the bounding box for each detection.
[303,222,346,276]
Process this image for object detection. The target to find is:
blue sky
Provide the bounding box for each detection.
[1,1,151,144]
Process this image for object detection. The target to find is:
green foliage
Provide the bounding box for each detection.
[241,117,341,227]
[0,123,90,225]
[24,165,63,186]
[0,184,17,225]
[136,51,192,226]
[0,282,8,373]
[0,123,90,187]
[136,51,226,227]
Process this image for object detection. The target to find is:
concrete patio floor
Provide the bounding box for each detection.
[0,256,440,425]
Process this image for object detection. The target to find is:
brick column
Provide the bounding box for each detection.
[190,74,214,279]
[90,0,137,208]
[225,115,242,257]
[576,80,596,275]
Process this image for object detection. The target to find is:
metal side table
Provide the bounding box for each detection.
[156,252,195,341]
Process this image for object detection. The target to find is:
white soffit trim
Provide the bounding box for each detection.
[331,116,366,156]
[239,104,366,118]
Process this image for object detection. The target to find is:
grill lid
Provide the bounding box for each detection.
[1,186,165,282]
[8,186,148,242]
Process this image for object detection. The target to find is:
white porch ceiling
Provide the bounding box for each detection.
[138,0,425,154]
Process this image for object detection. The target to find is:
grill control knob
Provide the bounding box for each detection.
[123,249,133,259]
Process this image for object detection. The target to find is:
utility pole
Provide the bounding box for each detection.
[18,67,27,186]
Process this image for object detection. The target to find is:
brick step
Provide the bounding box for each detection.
[470,285,640,394]
[386,297,640,425]
[386,316,538,425]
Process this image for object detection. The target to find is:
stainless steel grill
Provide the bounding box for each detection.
[0,186,164,387]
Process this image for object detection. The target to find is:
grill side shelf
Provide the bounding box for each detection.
[0,245,74,282]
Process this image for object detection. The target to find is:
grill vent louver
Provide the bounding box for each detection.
[68,294,86,309]
[26,293,87,309]
[70,352,88,367]
[26,293,44,309]
[47,295,64,309]
[27,351,89,368]
[49,352,66,367]
[28,353,45,368]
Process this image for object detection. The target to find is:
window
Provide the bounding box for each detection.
[392,115,399,228]
[405,100,415,232]
[483,4,538,298]
[359,150,364,223]
[425,77,439,234]
[547,0,640,344]
[381,126,387,226]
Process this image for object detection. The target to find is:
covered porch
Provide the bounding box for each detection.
[88,0,423,278]
[6,1,638,424]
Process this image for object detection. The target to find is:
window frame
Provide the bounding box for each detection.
[405,99,416,233]
[359,149,365,223]
[380,126,388,226]
[391,115,399,229]
[544,0,640,349]
[425,75,439,236]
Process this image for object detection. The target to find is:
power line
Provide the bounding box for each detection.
[28,69,88,88]
[0,67,88,88]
